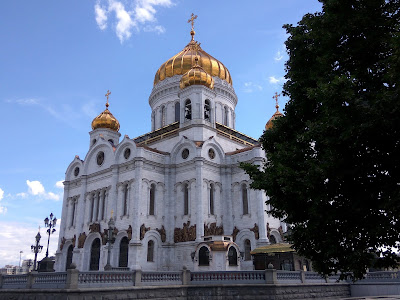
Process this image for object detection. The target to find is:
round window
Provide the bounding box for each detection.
[124,148,131,159]
[74,167,80,177]
[208,148,215,159]
[96,151,105,166]
[182,148,189,159]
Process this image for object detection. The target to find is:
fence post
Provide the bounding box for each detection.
[134,269,142,286]
[66,268,79,289]
[26,273,34,289]
[300,270,305,283]
[182,266,191,285]
[265,269,277,284]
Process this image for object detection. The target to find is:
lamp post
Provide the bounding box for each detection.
[31,230,43,271]
[104,216,116,270]
[44,213,57,258]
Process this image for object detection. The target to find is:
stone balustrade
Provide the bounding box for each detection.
[1,269,398,290]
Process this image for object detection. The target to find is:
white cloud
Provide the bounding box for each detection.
[16,192,27,198]
[95,3,108,30]
[27,180,45,196]
[26,180,61,201]
[55,181,64,189]
[243,82,263,93]
[269,76,287,85]
[95,0,173,43]
[0,188,3,201]
[0,221,60,267]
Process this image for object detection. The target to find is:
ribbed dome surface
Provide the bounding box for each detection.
[91,103,120,132]
[265,110,283,130]
[154,37,232,86]
[180,58,214,90]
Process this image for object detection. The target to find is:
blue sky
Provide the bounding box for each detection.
[0,0,322,267]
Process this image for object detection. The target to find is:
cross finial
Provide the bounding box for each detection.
[188,13,198,41]
[105,90,111,108]
[273,92,281,111]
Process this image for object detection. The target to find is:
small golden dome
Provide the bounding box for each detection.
[180,57,214,90]
[266,92,284,130]
[154,30,232,86]
[265,110,283,130]
[91,91,120,132]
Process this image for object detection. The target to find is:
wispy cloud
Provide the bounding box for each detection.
[274,50,283,61]
[0,188,6,214]
[243,82,263,93]
[95,0,173,43]
[269,76,287,85]
[26,180,61,201]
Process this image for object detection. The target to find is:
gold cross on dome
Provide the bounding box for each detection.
[105,90,111,107]
[273,92,280,111]
[188,13,197,30]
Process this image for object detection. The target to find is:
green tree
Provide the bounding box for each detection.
[243,0,400,280]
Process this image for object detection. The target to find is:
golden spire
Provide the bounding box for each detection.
[105,90,111,108]
[273,92,280,112]
[188,13,197,41]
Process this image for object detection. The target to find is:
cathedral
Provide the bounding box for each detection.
[54,17,286,272]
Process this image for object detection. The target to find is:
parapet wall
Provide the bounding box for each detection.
[0,283,351,300]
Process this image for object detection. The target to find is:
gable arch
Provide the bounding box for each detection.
[170,137,197,163]
[114,137,137,164]
[65,156,84,181]
[83,141,115,174]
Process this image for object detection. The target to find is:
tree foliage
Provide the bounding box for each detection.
[243,0,400,280]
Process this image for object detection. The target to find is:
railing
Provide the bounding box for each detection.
[2,270,398,289]
[191,271,265,284]
[78,271,134,287]
[141,271,182,285]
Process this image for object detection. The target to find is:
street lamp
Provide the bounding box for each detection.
[104,216,116,270]
[31,230,43,271]
[44,213,57,258]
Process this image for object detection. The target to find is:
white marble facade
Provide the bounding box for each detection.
[55,41,286,273]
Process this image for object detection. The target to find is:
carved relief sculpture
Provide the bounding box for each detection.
[127,225,132,240]
[250,223,259,240]
[204,222,224,236]
[231,226,240,242]
[78,232,87,248]
[156,225,166,242]
[267,222,271,239]
[140,224,150,240]
[59,237,66,251]
[72,235,76,247]
[89,223,100,233]
[174,221,196,243]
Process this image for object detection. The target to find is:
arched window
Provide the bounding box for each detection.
[204,100,211,121]
[161,106,166,127]
[147,240,154,262]
[183,183,189,215]
[224,106,229,126]
[149,184,155,215]
[228,246,238,266]
[89,238,101,271]
[185,100,192,120]
[123,184,128,216]
[119,237,129,267]
[242,184,249,215]
[270,235,277,244]
[70,200,76,227]
[65,245,73,270]
[209,183,215,215]
[175,102,180,122]
[244,239,251,261]
[199,246,210,266]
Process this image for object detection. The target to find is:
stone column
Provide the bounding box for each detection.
[222,165,234,235]
[108,165,119,219]
[93,191,99,221]
[195,158,204,241]
[165,159,175,244]
[132,160,143,242]
[256,189,268,243]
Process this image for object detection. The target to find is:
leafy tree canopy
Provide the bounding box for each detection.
[243,0,400,280]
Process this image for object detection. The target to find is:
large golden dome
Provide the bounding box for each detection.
[91,93,120,132]
[180,57,214,90]
[154,30,232,86]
